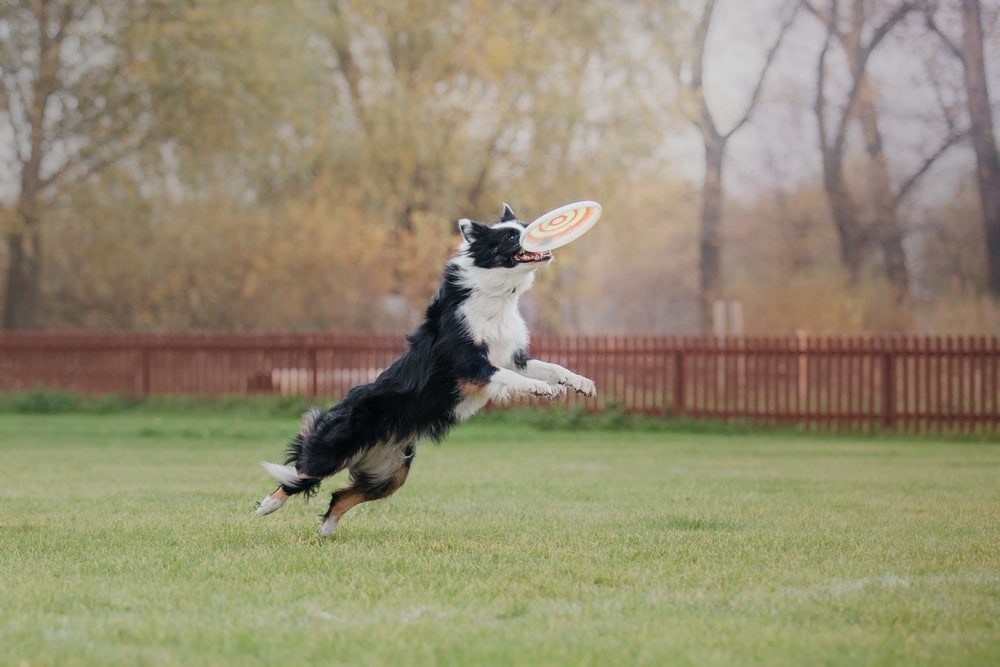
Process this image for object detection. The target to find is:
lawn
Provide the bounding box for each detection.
[1,410,997,666]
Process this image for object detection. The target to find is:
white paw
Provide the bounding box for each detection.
[318,516,337,537]
[528,382,565,399]
[255,494,286,516]
[563,374,597,397]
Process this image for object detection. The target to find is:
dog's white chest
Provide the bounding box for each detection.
[460,294,528,368]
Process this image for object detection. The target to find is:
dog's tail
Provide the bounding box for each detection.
[260,407,324,497]
[284,406,321,466]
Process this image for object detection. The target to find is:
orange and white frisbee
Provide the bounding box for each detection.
[520,201,602,252]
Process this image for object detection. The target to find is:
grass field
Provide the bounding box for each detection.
[1,409,997,666]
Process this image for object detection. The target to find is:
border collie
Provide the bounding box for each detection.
[255,204,596,536]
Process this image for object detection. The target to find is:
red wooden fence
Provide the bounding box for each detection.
[1,332,997,434]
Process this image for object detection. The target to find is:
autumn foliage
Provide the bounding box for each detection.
[1,0,998,334]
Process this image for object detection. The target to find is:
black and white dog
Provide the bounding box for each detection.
[256,204,596,536]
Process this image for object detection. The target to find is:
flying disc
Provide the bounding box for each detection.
[520,201,602,252]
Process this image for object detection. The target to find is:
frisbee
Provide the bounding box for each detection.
[520,201,602,252]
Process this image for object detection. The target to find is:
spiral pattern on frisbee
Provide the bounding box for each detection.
[521,202,601,251]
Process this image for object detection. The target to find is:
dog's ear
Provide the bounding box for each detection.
[500,203,517,222]
[458,218,489,243]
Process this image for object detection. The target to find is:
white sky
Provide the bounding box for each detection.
[673,0,1000,204]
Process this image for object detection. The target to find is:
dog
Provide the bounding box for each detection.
[255,204,596,536]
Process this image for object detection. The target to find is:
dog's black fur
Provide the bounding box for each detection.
[257,204,595,536]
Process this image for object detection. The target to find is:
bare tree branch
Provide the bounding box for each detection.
[894,127,967,204]
[327,0,373,139]
[922,5,964,61]
[866,2,917,53]
[39,105,146,191]
[690,0,719,140]
[923,55,962,135]
[802,0,828,24]
[813,0,839,155]
[725,1,801,138]
[0,74,28,166]
[818,1,917,160]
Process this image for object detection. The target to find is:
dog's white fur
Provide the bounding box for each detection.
[451,234,595,409]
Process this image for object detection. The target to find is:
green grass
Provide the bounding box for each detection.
[1,412,997,666]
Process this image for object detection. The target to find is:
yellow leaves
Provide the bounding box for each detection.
[717,180,1000,334]
[731,274,891,334]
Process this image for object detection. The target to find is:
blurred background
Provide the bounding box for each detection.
[1,0,998,335]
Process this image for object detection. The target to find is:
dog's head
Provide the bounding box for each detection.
[456,204,553,272]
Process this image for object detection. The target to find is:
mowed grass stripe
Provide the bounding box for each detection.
[1,413,997,666]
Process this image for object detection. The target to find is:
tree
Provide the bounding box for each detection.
[317,0,627,233]
[648,0,798,333]
[0,1,144,328]
[5,0,661,332]
[806,0,963,301]
[310,0,647,321]
[0,0,304,329]
[925,0,1000,297]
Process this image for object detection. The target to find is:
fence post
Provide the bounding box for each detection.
[310,345,318,398]
[881,344,896,431]
[672,348,685,416]
[796,330,808,409]
[141,344,152,397]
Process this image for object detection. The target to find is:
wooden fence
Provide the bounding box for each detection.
[1,332,997,434]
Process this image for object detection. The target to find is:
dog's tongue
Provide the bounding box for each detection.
[515,249,551,263]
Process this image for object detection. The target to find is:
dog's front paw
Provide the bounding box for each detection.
[528,381,565,399]
[562,374,597,397]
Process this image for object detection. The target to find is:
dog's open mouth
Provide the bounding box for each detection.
[514,249,553,263]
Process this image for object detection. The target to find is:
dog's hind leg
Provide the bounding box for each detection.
[255,463,322,516]
[318,445,415,536]
[255,487,289,516]
[257,406,329,516]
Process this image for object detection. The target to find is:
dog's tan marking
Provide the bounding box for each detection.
[326,489,366,523]
[459,378,489,394]
[320,462,412,535]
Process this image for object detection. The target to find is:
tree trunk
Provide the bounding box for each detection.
[3,0,51,330]
[682,0,794,333]
[4,138,44,329]
[810,0,921,293]
[699,137,725,334]
[854,79,910,303]
[960,0,1000,296]
[820,150,865,285]
[2,213,42,330]
[4,92,45,329]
